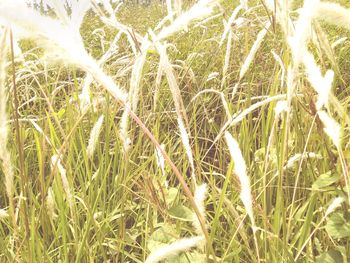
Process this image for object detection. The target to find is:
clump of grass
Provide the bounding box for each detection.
[1,0,350,262]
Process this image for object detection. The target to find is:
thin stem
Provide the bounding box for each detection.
[10,29,32,263]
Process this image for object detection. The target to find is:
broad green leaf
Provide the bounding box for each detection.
[166,187,179,206]
[168,205,194,222]
[147,223,178,252]
[316,250,343,263]
[325,212,350,239]
[312,172,340,190]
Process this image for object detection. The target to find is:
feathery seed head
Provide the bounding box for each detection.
[177,117,196,185]
[156,0,218,41]
[224,131,255,227]
[274,100,288,119]
[317,111,341,148]
[289,0,320,66]
[193,184,207,239]
[302,52,334,110]
[51,155,73,209]
[87,115,104,158]
[325,197,345,216]
[0,209,8,219]
[155,144,165,176]
[46,187,57,220]
[145,235,205,263]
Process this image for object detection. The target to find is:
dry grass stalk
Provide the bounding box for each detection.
[264,0,293,34]
[150,37,199,187]
[92,0,145,54]
[232,20,270,99]
[153,49,165,111]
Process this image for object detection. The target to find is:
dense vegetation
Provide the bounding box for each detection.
[0,0,350,262]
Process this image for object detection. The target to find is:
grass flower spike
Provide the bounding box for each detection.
[224,131,255,227]
[145,236,205,263]
[87,114,105,158]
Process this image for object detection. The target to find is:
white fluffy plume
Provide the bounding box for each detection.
[224,132,255,226]
[145,236,205,263]
[0,0,127,103]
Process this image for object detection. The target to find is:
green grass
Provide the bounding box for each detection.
[1,1,350,262]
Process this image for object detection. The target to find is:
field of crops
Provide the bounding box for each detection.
[0,0,350,262]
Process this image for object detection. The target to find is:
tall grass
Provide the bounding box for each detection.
[0,0,350,262]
